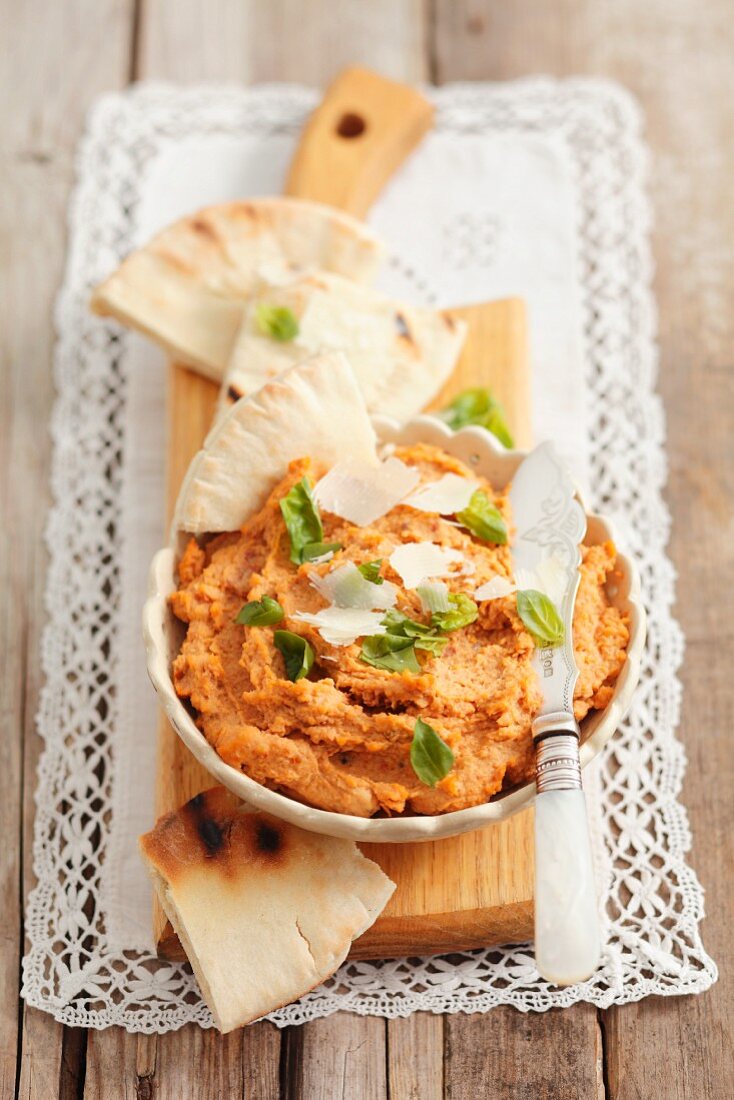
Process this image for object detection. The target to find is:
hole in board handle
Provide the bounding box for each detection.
[336,112,367,138]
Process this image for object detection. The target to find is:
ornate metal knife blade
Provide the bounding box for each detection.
[509,441,586,744]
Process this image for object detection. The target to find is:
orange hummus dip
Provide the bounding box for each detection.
[171,444,629,817]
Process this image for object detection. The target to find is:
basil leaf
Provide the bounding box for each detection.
[482,405,515,450]
[456,489,508,545]
[280,477,324,564]
[410,717,454,787]
[273,630,314,681]
[300,541,342,562]
[413,634,449,655]
[384,609,448,656]
[236,596,284,626]
[357,559,383,584]
[431,592,478,633]
[439,386,514,448]
[380,609,427,637]
[385,609,448,650]
[255,303,299,342]
[361,607,453,672]
[516,589,565,646]
[360,634,421,674]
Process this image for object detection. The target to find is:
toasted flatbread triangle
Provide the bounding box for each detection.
[90,198,385,380]
[221,271,467,420]
[174,351,378,535]
[139,787,395,1032]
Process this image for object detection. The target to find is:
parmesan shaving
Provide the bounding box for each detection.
[292,607,386,647]
[515,553,568,606]
[474,553,568,604]
[314,456,420,526]
[474,575,517,601]
[388,542,465,589]
[309,561,397,611]
[417,580,451,614]
[406,473,479,515]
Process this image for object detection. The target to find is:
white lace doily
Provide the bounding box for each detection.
[23,79,716,1032]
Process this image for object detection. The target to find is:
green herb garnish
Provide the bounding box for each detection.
[236,596,284,627]
[360,634,421,674]
[439,387,514,448]
[300,541,342,562]
[516,589,565,647]
[380,609,425,636]
[456,489,508,545]
[273,630,314,681]
[357,559,383,584]
[410,718,455,787]
[359,610,450,672]
[280,477,325,564]
[431,592,478,633]
[381,610,446,651]
[255,303,299,342]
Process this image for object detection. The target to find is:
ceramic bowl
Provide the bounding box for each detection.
[143,415,646,842]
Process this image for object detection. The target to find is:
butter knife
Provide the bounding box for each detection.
[509,442,601,986]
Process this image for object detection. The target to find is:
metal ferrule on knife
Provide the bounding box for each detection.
[534,730,582,793]
[533,712,582,793]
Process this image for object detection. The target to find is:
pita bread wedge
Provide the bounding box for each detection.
[174,351,378,535]
[220,271,467,420]
[139,787,395,1032]
[90,198,385,380]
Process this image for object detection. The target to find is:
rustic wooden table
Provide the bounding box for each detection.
[3,2,732,1097]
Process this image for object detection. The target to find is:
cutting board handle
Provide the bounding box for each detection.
[285,66,434,218]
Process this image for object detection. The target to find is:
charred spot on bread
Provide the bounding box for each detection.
[156,249,196,277]
[198,816,226,855]
[254,818,282,856]
[184,790,228,856]
[394,312,413,342]
[227,384,243,403]
[190,217,217,241]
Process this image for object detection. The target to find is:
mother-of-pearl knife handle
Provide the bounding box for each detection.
[534,732,601,986]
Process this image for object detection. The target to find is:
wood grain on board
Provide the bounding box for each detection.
[6,0,731,1097]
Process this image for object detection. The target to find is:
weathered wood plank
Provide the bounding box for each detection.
[434,3,732,1098]
[387,1013,444,1100]
[247,0,426,86]
[1,0,133,1095]
[444,1005,603,1100]
[282,1015,387,1100]
[139,0,426,85]
[84,1022,280,1099]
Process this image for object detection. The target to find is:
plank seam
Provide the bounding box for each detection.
[14,613,29,1100]
[596,1008,610,1100]
[425,0,439,84]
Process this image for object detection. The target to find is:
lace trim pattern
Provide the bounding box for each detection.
[22,80,716,1032]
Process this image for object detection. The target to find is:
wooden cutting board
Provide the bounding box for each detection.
[153,69,535,961]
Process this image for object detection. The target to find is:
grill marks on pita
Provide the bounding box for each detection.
[90,197,385,380]
[139,787,395,1032]
[219,271,467,422]
[173,352,378,536]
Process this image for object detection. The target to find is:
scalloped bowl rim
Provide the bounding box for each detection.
[143,415,646,842]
